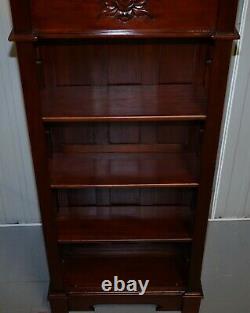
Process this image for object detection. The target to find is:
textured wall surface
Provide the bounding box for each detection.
[213,1,250,218]
[212,0,250,218]
[0,0,40,224]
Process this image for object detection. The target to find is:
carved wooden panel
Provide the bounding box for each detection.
[31,0,219,35]
[102,0,151,22]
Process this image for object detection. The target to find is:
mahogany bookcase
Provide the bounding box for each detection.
[9,1,239,312]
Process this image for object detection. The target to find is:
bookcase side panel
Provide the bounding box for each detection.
[15,42,63,290]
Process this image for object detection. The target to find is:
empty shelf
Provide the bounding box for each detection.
[42,85,207,122]
[49,152,199,188]
[57,205,193,243]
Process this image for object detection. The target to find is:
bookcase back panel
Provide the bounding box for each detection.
[56,188,196,208]
[48,122,203,154]
[60,242,191,295]
[40,40,210,87]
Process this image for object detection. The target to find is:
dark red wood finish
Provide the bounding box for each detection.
[188,40,235,291]
[42,85,207,122]
[14,43,63,290]
[57,205,193,243]
[60,243,190,296]
[216,0,239,32]
[49,293,68,313]
[49,152,199,188]
[9,0,31,32]
[31,0,219,35]
[9,0,239,312]
[182,293,202,313]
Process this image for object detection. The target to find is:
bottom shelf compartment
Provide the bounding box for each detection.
[61,243,190,295]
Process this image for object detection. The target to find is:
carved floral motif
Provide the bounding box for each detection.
[103,0,150,22]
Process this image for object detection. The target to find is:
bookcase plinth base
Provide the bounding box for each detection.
[49,290,203,313]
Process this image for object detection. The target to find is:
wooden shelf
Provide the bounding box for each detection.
[62,244,188,294]
[42,85,207,122]
[49,152,199,188]
[57,206,193,243]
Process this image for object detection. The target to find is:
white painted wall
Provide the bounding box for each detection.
[212,0,250,219]
[0,0,40,224]
[0,0,249,224]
